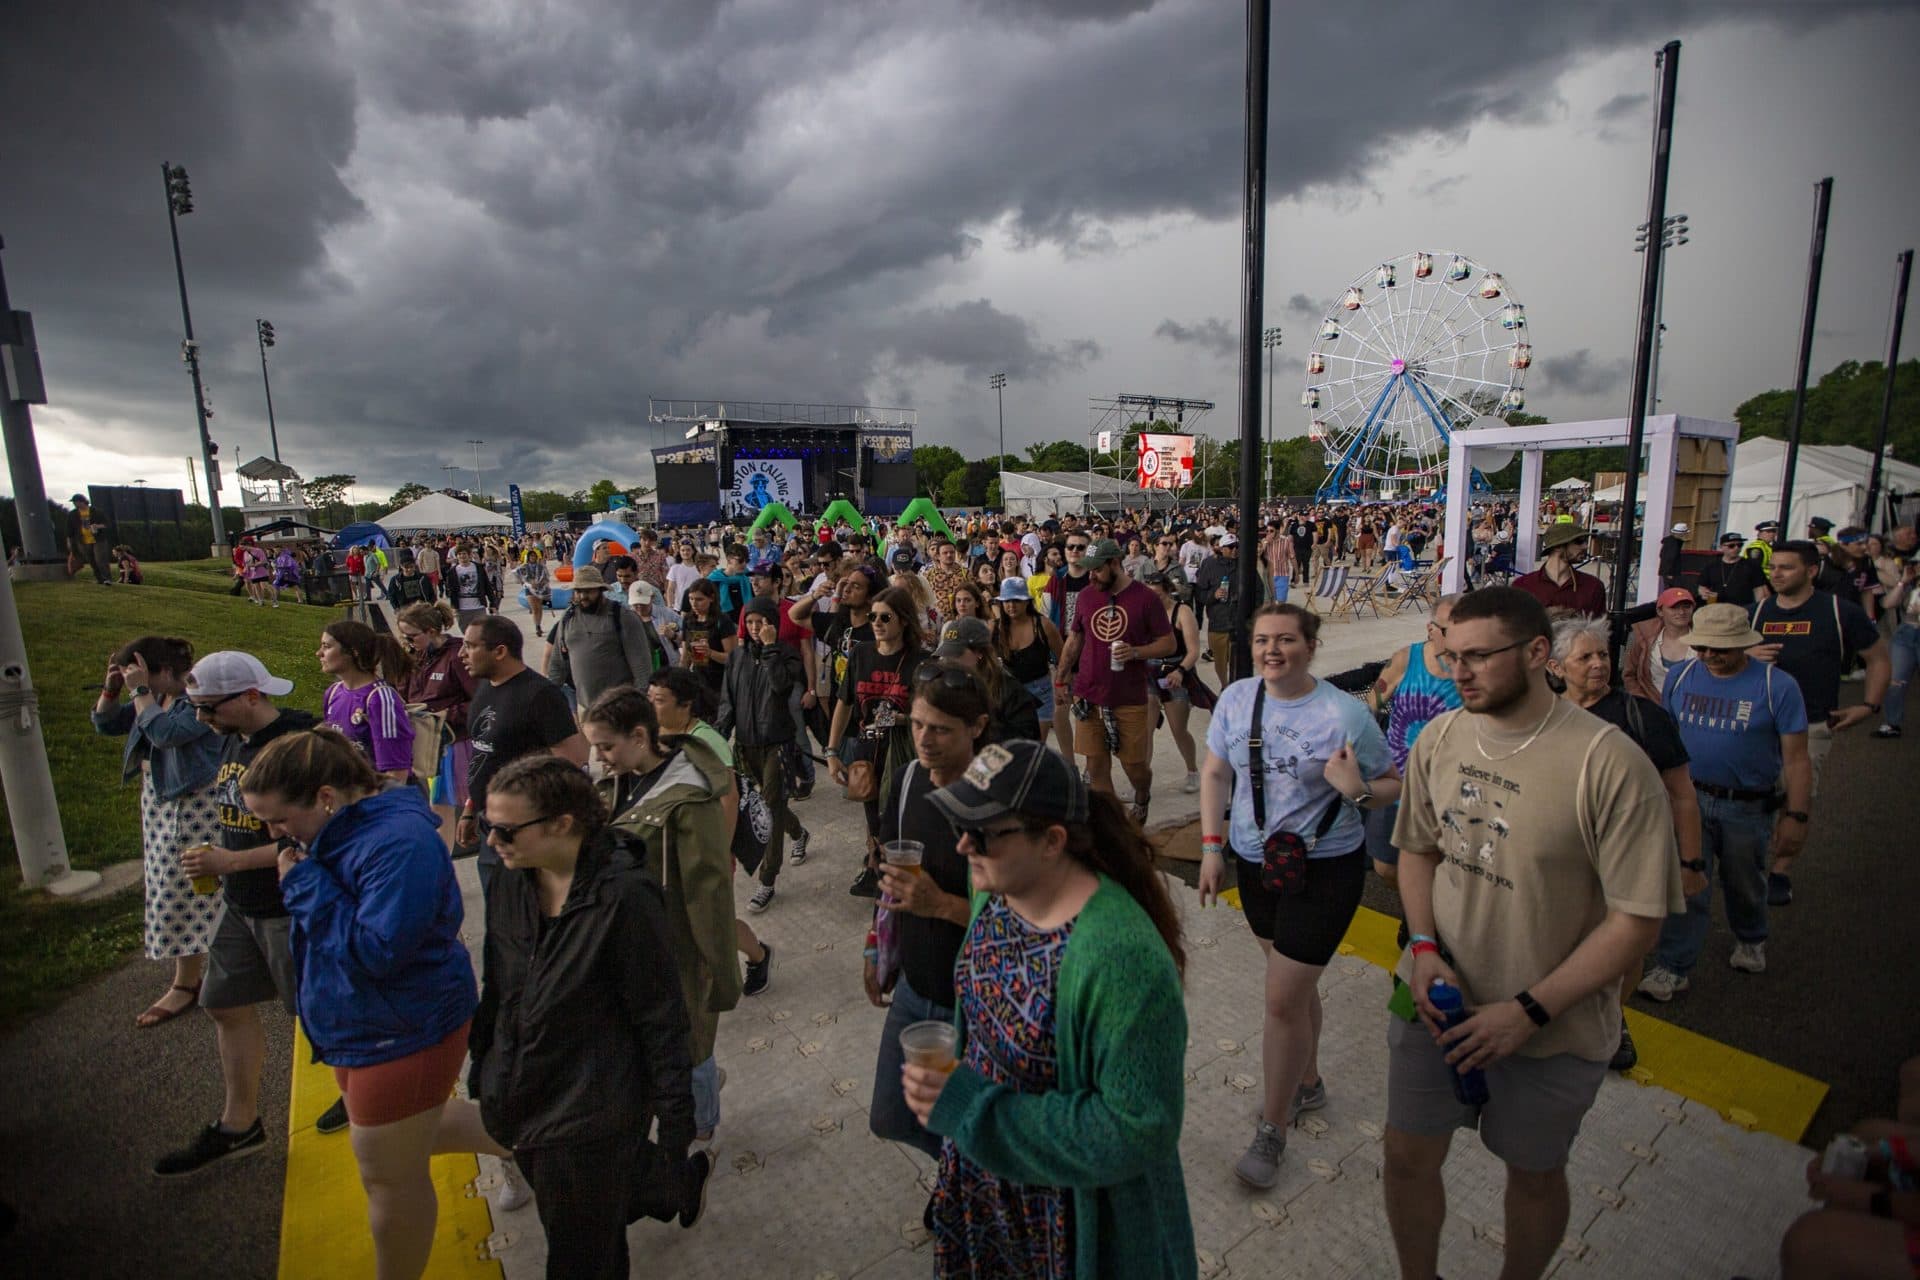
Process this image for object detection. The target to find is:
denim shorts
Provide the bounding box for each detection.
[1024,674,1055,722]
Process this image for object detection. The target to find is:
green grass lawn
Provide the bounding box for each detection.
[0,574,335,1032]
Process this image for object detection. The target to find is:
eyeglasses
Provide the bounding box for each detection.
[479,814,554,845]
[190,690,247,717]
[1447,638,1530,671]
[915,665,981,688]
[950,820,1028,851]
[871,611,897,623]
[1066,543,1089,552]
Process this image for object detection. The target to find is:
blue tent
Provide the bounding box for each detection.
[332,521,392,550]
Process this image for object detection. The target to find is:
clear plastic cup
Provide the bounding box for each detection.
[900,1020,958,1073]
[882,839,926,877]
[182,844,220,896]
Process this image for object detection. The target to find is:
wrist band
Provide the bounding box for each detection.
[1408,940,1439,958]
[1515,990,1551,1026]
[1409,933,1438,947]
[1200,836,1224,851]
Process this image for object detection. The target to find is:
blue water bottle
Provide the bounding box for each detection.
[1427,980,1490,1106]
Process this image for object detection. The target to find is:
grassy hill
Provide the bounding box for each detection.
[0,572,335,1031]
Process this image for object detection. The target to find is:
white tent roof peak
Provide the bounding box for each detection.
[381,491,511,531]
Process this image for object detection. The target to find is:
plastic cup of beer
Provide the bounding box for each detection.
[182,845,220,896]
[900,1020,958,1074]
[882,839,926,877]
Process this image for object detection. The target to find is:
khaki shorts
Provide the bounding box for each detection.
[1073,702,1153,768]
[1385,1014,1608,1172]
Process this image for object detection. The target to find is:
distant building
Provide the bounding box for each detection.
[236,456,312,541]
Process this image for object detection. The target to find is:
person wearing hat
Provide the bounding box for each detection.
[901,739,1194,1279]
[156,653,333,1175]
[1806,515,1837,547]
[1043,529,1100,748]
[1192,532,1243,688]
[990,576,1065,750]
[545,562,656,712]
[1058,538,1175,823]
[1658,523,1690,591]
[1640,604,1812,1001]
[934,616,1041,742]
[65,492,113,584]
[1623,587,1701,701]
[387,549,439,610]
[715,595,811,912]
[1512,523,1606,618]
[1697,531,1763,608]
[1743,521,1779,574]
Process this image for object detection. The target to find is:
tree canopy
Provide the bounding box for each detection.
[1734,358,1918,459]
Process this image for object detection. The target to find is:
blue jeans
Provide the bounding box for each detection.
[692,1055,720,1135]
[1272,574,1290,603]
[1653,791,1772,976]
[869,973,951,1159]
[1887,623,1919,730]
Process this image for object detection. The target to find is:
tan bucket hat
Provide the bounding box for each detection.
[1679,602,1763,650]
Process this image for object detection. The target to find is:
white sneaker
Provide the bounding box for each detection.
[490,1158,532,1212]
[1729,942,1767,973]
[1636,966,1689,1002]
[1182,771,1200,794]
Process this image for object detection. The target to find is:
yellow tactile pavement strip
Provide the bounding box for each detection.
[277,900,1824,1276]
[278,1024,502,1279]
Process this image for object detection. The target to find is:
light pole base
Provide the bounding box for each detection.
[38,868,103,898]
[11,561,69,583]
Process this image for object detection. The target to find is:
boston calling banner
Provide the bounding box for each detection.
[728,458,804,517]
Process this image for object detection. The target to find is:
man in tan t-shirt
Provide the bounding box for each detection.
[1384,586,1682,1280]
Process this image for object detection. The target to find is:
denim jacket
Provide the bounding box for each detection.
[92,697,223,800]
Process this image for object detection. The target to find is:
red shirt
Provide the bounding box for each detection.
[1069,579,1172,707]
[1512,567,1607,618]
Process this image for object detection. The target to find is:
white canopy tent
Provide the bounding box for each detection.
[379,491,512,532]
[1441,415,1741,604]
[999,470,1181,519]
[1718,436,1920,537]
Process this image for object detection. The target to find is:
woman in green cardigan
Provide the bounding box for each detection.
[903,739,1194,1280]
[582,685,742,1148]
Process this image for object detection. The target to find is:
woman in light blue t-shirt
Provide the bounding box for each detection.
[1196,604,1400,1192]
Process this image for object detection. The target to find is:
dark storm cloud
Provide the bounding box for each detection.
[0,0,1888,490]
[1596,92,1651,122]
[1155,318,1240,360]
[1285,294,1321,315]
[1537,349,1634,396]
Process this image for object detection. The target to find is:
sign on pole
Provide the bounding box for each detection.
[1137,432,1195,490]
[508,483,526,538]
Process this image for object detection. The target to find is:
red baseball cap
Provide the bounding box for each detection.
[1656,587,1696,608]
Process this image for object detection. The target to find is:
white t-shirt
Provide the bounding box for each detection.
[1205,676,1389,858]
[1177,540,1208,578]
[666,562,703,610]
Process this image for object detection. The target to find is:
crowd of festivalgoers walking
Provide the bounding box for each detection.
[81,497,1919,1279]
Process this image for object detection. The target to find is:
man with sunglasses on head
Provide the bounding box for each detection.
[156,652,327,1175]
[1636,602,1810,1003]
[461,615,590,901]
[1512,522,1607,619]
[1059,539,1174,823]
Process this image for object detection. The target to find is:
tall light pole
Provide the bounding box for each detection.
[255,319,281,462]
[441,464,459,491]
[990,372,1007,507]
[1262,327,1282,502]
[162,162,228,555]
[0,236,63,577]
[1633,213,1690,414]
[466,438,485,499]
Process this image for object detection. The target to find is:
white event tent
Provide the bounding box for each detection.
[380,491,512,533]
[1718,436,1920,536]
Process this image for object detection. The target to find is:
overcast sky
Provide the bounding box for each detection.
[4,0,1917,506]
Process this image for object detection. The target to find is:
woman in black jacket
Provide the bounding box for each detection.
[714,596,810,914]
[469,756,709,1279]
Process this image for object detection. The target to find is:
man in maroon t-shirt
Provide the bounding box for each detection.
[1513,522,1607,618]
[1060,538,1175,822]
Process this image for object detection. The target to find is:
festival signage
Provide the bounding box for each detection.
[729,458,804,517]
[508,484,526,538]
[1136,432,1195,490]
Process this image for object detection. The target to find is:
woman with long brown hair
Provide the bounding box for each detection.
[91,634,225,1027]
[396,601,476,848]
[678,578,735,696]
[318,620,415,784]
[828,585,927,897]
[903,739,1192,1279]
[990,577,1062,749]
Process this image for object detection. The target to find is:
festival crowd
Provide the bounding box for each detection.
[87,498,1918,1279]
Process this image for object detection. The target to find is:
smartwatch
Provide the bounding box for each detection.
[131,685,151,699]
[1679,858,1707,873]
[1514,990,1551,1027]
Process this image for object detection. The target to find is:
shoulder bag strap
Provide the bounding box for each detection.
[1248,682,1266,832]
[897,760,916,832]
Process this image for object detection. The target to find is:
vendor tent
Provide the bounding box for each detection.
[379,492,512,533]
[1000,470,1182,520]
[1722,436,1920,535]
[332,521,390,549]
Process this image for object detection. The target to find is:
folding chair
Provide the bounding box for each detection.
[1308,564,1348,616]
[1393,555,1450,614]
[1337,572,1388,619]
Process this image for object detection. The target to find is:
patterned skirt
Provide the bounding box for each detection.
[140,772,224,960]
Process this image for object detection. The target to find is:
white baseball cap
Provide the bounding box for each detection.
[185,651,293,698]
[1217,533,1239,548]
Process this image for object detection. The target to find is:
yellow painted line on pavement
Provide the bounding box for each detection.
[279,1023,502,1280]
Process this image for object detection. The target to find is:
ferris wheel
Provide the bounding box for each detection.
[1303,251,1531,498]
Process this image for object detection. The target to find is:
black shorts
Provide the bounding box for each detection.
[1232,846,1368,966]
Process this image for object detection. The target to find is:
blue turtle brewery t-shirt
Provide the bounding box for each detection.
[1206,676,1390,860]
[1661,657,1808,793]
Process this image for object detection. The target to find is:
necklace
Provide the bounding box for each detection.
[1474,696,1563,762]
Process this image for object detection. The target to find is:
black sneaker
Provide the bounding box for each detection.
[1610,1018,1638,1072]
[1767,872,1793,907]
[848,866,881,899]
[153,1120,267,1177]
[679,1151,713,1228]
[1872,724,1902,739]
[315,1096,350,1135]
[743,944,773,997]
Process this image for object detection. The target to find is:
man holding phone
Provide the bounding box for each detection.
[1748,541,1890,905]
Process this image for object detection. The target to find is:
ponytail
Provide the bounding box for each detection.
[324,619,415,687]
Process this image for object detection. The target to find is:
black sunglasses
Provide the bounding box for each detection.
[190,690,248,717]
[479,814,554,845]
[915,665,981,688]
[950,819,1029,851]
[871,610,898,623]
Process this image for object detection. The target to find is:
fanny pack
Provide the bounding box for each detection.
[1249,681,1344,897]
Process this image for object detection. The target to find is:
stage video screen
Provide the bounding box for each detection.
[655,462,718,504]
[868,461,918,498]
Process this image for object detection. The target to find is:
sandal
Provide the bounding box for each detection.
[136,983,201,1029]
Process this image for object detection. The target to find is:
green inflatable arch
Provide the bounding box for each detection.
[748,502,798,532]
[818,498,865,531]
[895,497,953,541]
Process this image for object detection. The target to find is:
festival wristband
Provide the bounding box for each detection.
[1409,933,1438,948]
[1200,836,1225,854]
[1408,940,1440,958]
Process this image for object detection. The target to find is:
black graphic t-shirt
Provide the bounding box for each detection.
[1751,590,1879,721]
[212,709,317,918]
[838,644,922,739]
[466,669,578,808]
[818,610,876,693]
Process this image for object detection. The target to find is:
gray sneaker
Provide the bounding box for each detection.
[1729,941,1766,973]
[1292,1079,1328,1119]
[1233,1120,1287,1189]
